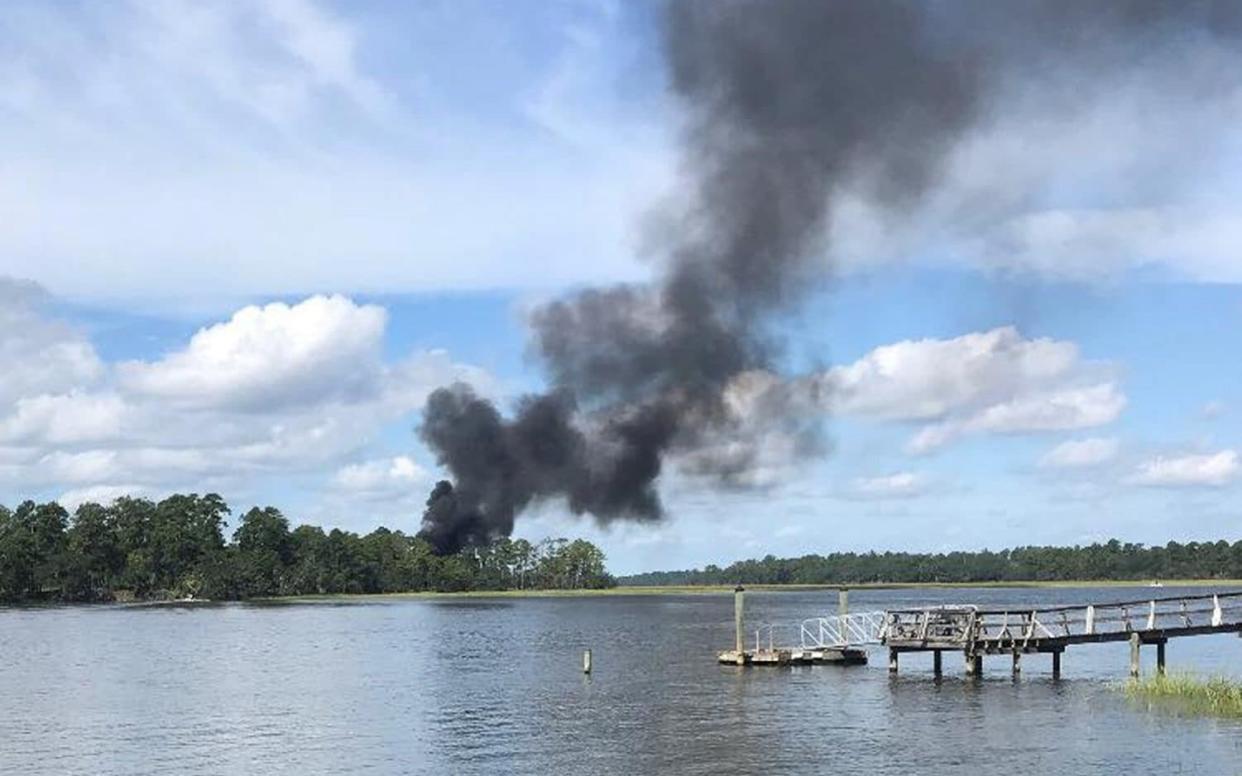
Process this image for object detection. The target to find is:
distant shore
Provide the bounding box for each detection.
[260,578,1242,603]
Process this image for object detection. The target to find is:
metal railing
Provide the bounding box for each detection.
[882,591,1242,648]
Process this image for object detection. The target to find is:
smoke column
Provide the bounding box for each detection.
[417,0,1242,554]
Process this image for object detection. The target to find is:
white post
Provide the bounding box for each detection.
[1146,600,1156,631]
[1085,605,1095,635]
[1212,595,1223,627]
[583,649,592,674]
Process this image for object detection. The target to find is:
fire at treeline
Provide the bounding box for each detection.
[0,493,614,604]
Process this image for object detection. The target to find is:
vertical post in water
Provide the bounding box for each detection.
[1012,651,1021,676]
[965,651,979,677]
[734,585,745,655]
[1156,642,1166,676]
[1129,633,1141,678]
[1051,650,1062,678]
[888,648,899,673]
[838,588,849,620]
[583,649,592,674]
[932,650,942,677]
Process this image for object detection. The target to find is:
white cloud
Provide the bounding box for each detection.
[119,295,387,411]
[851,472,928,500]
[333,456,427,496]
[1128,450,1239,488]
[826,327,1124,453]
[0,280,103,404]
[1039,437,1120,469]
[0,280,487,509]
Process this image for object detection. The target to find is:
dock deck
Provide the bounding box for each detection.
[720,589,1242,677]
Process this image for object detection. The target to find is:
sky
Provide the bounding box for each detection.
[2,0,1242,574]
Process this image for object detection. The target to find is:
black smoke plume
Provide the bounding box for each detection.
[417,0,1242,554]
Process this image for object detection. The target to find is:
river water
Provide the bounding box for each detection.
[2,586,1241,775]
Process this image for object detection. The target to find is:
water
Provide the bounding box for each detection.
[2,586,1241,774]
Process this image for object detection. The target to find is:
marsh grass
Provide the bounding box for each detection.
[1124,673,1242,718]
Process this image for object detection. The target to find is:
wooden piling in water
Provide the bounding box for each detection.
[965,652,981,677]
[1129,633,1141,678]
[734,586,745,655]
[1051,649,1062,678]
[888,648,899,673]
[583,649,592,674]
[932,650,942,677]
[1012,651,1021,676]
[1156,641,1166,676]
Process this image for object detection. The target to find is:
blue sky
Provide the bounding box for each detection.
[2,1,1241,573]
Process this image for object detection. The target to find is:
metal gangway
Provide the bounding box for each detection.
[800,611,887,649]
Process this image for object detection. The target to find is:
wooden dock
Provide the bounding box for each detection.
[884,591,1242,677]
[719,588,1242,677]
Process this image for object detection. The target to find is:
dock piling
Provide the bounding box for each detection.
[932,649,942,677]
[734,586,745,655]
[965,652,981,677]
[583,649,592,674]
[1051,649,1062,678]
[888,648,899,673]
[1012,652,1021,676]
[1129,633,1141,678]
[1156,641,1166,676]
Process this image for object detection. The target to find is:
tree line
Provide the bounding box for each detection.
[0,494,614,603]
[620,540,1242,586]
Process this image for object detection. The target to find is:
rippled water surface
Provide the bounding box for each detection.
[3,586,1242,774]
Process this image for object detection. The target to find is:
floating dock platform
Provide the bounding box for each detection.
[717,647,867,666]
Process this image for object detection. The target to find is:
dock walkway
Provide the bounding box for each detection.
[883,590,1242,677]
[719,588,1242,677]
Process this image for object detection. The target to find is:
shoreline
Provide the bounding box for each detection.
[9,579,1242,608]
[262,578,1242,603]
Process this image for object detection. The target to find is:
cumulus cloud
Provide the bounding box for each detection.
[826,327,1124,453]
[1039,437,1120,469]
[1128,450,1240,488]
[0,280,486,508]
[119,295,387,411]
[333,456,427,497]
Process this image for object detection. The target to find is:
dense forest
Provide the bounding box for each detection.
[620,541,1242,587]
[0,494,614,603]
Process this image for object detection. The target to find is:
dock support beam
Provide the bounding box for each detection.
[1156,642,1166,676]
[1051,650,1062,678]
[932,650,942,677]
[965,652,981,677]
[1012,651,1021,676]
[838,588,849,619]
[889,648,899,673]
[1129,633,1141,678]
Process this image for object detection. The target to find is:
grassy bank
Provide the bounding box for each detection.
[263,578,1242,604]
[1125,674,1242,719]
